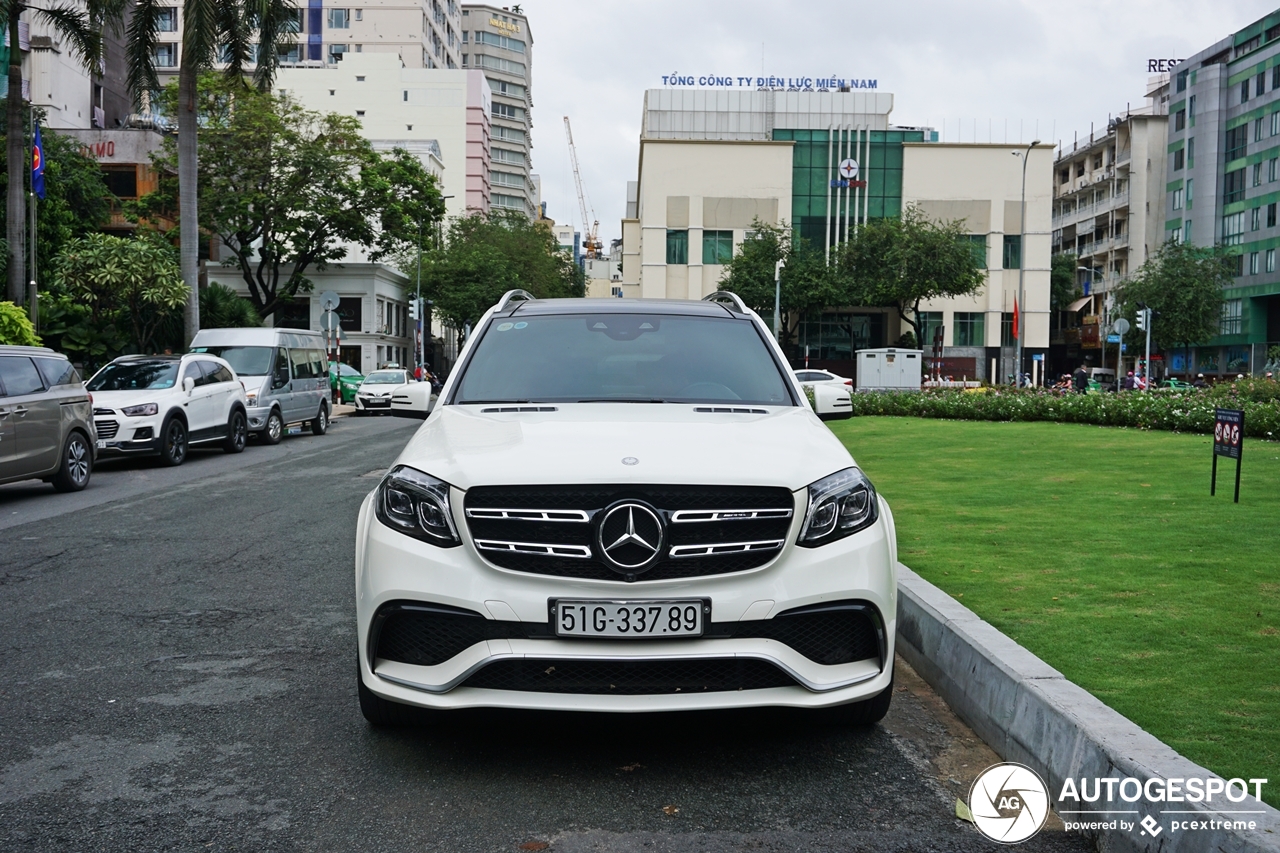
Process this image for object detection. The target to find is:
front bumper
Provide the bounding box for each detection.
[355,490,898,713]
[245,403,273,431]
[94,414,162,456]
[355,395,393,411]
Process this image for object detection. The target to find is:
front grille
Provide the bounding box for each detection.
[460,658,797,694]
[464,485,794,581]
[370,600,882,669]
[95,419,119,439]
[93,407,114,417]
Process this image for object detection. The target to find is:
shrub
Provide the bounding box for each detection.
[846,386,1280,440]
[0,301,40,346]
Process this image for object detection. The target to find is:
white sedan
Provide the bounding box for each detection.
[793,370,853,421]
[354,369,410,414]
[390,381,438,419]
[794,369,853,389]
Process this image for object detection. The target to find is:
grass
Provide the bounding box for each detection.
[828,417,1280,807]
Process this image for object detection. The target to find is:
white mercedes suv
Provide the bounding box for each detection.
[355,292,897,726]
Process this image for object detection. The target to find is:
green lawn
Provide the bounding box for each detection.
[829,417,1280,807]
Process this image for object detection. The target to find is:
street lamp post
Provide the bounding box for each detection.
[418,196,453,375]
[1013,141,1040,386]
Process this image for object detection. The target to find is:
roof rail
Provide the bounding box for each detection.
[495,289,536,313]
[702,291,749,314]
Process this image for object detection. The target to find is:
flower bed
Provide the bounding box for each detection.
[846,386,1280,440]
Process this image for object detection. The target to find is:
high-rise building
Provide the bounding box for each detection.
[1171,10,1280,377]
[461,4,535,217]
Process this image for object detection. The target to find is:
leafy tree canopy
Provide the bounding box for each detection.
[1118,240,1231,350]
[1050,252,1082,312]
[832,204,985,340]
[0,299,39,345]
[135,74,446,320]
[200,282,261,329]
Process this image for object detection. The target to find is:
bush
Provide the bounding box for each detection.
[846,386,1280,440]
[0,301,40,346]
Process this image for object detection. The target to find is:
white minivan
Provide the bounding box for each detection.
[189,328,331,444]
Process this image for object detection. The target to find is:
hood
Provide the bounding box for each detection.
[89,388,177,410]
[394,404,856,491]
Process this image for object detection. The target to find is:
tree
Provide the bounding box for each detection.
[832,204,985,342]
[418,210,584,337]
[1118,240,1231,352]
[0,299,38,344]
[717,220,838,347]
[51,232,188,353]
[0,126,112,280]
[1050,252,1081,311]
[127,0,298,344]
[136,76,444,320]
[5,0,113,303]
[200,282,261,328]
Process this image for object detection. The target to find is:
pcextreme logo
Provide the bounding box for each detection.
[968,763,1051,844]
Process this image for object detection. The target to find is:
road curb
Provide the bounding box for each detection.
[894,562,1280,852]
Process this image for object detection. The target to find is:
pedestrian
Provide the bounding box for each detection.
[1193,373,1207,389]
[1123,371,1135,391]
[414,364,425,382]
[1072,364,1088,394]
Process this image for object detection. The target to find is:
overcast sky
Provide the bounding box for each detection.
[518,0,1275,250]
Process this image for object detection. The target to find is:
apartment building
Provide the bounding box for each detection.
[462,4,536,217]
[1170,9,1280,376]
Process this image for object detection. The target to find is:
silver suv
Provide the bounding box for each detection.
[0,346,95,492]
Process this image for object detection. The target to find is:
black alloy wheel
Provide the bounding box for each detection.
[223,410,248,454]
[160,417,188,467]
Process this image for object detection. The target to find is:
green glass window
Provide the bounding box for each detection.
[954,312,985,347]
[917,311,943,346]
[1002,235,1022,270]
[1001,312,1015,346]
[666,229,688,265]
[702,230,734,264]
[964,235,987,268]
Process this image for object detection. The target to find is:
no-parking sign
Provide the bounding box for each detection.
[1211,408,1244,502]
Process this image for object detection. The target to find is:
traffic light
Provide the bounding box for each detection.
[1136,308,1147,332]
[409,299,419,321]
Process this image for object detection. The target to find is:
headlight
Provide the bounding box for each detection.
[374,466,460,547]
[797,467,878,547]
[121,403,158,417]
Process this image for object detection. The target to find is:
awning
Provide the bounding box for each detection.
[1067,296,1093,312]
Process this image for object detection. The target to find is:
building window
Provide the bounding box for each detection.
[1224,168,1247,204]
[702,230,733,264]
[1189,94,1196,119]
[492,102,525,120]
[278,44,300,63]
[152,43,177,67]
[1252,207,1261,231]
[491,193,525,210]
[1272,158,1279,182]
[477,54,526,75]
[1222,212,1244,246]
[1172,188,1183,210]
[1000,312,1016,346]
[1225,125,1247,161]
[1258,72,1267,97]
[328,43,347,63]
[1187,137,1194,168]
[1221,299,1242,334]
[665,229,688,265]
[491,147,525,166]
[488,78,526,98]
[916,311,943,346]
[1173,148,1184,171]
[1184,220,1191,243]
[1002,235,1021,269]
[1175,69,1188,92]
[1250,252,1260,275]
[964,234,987,267]
[354,8,362,20]
[1254,162,1264,187]
[1274,66,1280,90]
[156,7,177,31]
[1270,202,1278,227]
[1269,249,1277,274]
[1241,80,1250,104]
[1256,118,1266,142]
[1170,225,1183,245]
[1174,109,1185,131]
[1186,179,1193,208]
[475,31,526,52]
[954,312,985,347]
[328,8,349,28]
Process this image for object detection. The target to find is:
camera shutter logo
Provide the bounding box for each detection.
[968,763,1050,844]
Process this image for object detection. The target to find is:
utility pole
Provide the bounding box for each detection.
[1014,140,1040,386]
[773,258,783,343]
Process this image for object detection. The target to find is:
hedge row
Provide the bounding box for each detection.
[846,388,1280,440]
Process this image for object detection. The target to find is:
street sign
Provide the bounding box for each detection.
[319,311,341,331]
[1112,318,1130,336]
[1211,407,1245,502]
[318,290,341,312]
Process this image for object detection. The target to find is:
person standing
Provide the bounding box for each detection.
[1072,364,1088,394]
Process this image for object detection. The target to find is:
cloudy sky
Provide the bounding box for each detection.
[519,0,1274,249]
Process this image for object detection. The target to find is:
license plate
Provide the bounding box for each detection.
[553,600,706,638]
[95,439,106,449]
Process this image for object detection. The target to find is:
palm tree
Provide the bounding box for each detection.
[5,0,113,303]
[126,0,297,345]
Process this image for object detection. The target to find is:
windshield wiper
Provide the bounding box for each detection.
[575,398,669,404]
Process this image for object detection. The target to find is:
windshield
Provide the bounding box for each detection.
[190,346,272,376]
[330,363,362,377]
[88,361,179,391]
[364,371,405,384]
[454,313,794,405]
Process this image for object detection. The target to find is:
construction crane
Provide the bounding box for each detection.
[563,116,602,258]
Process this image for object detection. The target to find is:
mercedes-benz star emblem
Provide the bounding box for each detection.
[596,501,665,572]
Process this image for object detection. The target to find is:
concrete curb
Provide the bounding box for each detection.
[895,562,1280,852]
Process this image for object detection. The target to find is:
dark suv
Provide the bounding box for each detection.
[0,346,95,492]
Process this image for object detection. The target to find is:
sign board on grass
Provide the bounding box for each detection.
[1211,407,1244,502]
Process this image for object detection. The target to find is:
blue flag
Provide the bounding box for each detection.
[32,125,46,199]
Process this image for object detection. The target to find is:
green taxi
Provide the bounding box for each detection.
[329,362,364,403]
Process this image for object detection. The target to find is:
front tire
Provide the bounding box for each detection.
[223,410,248,453]
[261,409,284,445]
[51,432,92,492]
[311,403,329,435]
[159,416,188,467]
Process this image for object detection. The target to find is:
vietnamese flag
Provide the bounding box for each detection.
[1012,298,1020,340]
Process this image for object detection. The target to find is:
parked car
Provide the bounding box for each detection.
[355,291,896,728]
[189,328,331,443]
[794,369,852,388]
[329,362,364,404]
[354,369,410,415]
[87,354,248,466]
[0,346,95,492]
[792,370,854,421]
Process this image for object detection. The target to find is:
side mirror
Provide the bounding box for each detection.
[183,376,195,394]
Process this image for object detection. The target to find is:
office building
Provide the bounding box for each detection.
[1170,9,1280,376]
[462,4,536,217]
[618,89,1052,382]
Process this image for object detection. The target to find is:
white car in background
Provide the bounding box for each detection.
[354,369,410,415]
[792,370,853,421]
[390,381,438,419]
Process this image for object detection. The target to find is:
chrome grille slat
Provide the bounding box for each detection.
[669,540,786,558]
[670,508,793,523]
[95,420,119,439]
[474,539,593,558]
[466,508,590,523]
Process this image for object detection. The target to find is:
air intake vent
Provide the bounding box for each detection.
[694,407,768,414]
[479,406,559,413]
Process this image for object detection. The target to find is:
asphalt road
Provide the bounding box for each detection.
[0,415,1092,852]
